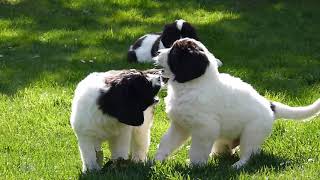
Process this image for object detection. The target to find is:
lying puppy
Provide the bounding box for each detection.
[153,38,320,168]
[70,69,161,172]
[127,19,199,63]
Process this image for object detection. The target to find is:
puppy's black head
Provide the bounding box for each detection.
[180,22,199,40]
[161,22,181,48]
[161,20,199,48]
[97,70,161,126]
[168,39,209,83]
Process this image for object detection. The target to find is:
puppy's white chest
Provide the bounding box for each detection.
[165,94,202,128]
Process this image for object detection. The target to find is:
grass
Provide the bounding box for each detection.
[0,0,320,179]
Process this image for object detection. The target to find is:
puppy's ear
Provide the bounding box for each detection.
[98,75,145,127]
[181,22,199,40]
[161,23,180,48]
[119,76,149,126]
[117,108,144,126]
[168,40,209,83]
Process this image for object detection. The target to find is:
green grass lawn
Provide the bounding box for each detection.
[1,0,320,179]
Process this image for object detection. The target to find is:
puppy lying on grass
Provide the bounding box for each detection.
[153,38,320,169]
[128,19,199,63]
[70,69,162,173]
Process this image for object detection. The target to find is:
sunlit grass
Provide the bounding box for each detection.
[0,0,320,179]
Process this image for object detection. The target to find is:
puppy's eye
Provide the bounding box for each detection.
[156,50,161,55]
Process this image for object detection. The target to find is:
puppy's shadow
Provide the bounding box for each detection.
[170,152,290,179]
[78,159,154,180]
[78,152,290,179]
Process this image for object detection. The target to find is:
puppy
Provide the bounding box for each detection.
[70,69,161,172]
[127,19,199,63]
[153,38,320,168]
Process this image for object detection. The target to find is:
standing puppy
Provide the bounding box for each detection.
[70,69,161,172]
[153,38,320,168]
[128,19,199,63]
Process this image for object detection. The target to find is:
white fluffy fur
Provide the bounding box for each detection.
[70,71,155,172]
[154,38,320,168]
[130,34,165,63]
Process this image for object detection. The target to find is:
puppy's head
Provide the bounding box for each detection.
[153,38,222,83]
[161,19,199,48]
[98,70,161,126]
[142,68,169,85]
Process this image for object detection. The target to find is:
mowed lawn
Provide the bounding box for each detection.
[1,0,320,179]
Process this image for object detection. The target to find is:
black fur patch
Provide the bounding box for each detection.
[97,70,161,126]
[161,21,199,49]
[181,22,199,40]
[161,22,181,48]
[128,36,147,62]
[270,102,276,112]
[168,39,209,83]
[132,36,147,50]
[151,36,161,57]
[127,51,137,62]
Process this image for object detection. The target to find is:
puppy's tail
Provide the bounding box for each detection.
[272,99,320,120]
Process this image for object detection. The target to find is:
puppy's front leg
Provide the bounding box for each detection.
[189,123,219,166]
[109,126,132,160]
[94,142,103,167]
[155,121,190,161]
[131,106,154,162]
[78,136,101,172]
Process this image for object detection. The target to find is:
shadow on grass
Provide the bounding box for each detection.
[78,151,290,179]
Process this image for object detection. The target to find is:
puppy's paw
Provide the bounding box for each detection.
[189,160,207,168]
[101,158,132,171]
[155,152,167,162]
[82,164,101,174]
[231,161,244,169]
[131,153,147,163]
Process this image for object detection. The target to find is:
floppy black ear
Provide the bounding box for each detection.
[168,41,209,83]
[97,87,145,126]
[161,23,181,48]
[97,77,146,126]
[118,76,149,126]
[117,108,144,126]
[181,22,199,40]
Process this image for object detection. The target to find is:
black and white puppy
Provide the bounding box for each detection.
[154,38,320,168]
[127,19,199,63]
[70,69,161,172]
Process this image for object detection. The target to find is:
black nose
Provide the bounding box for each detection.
[153,98,159,104]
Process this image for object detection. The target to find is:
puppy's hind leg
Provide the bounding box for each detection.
[232,121,272,169]
[155,121,190,161]
[210,139,232,156]
[211,138,240,157]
